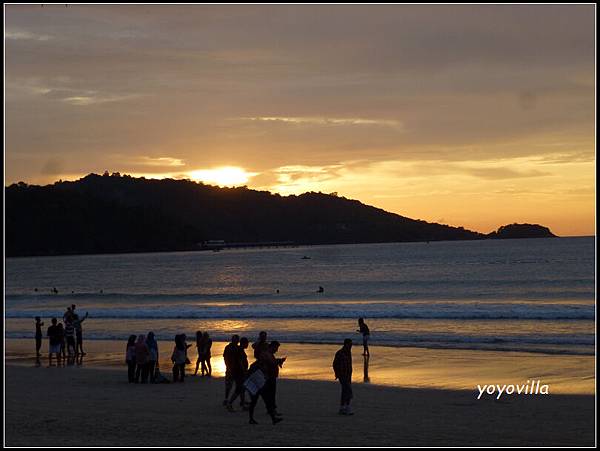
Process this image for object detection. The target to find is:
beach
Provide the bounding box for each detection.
[5,363,595,447]
[5,338,597,447]
[5,239,596,446]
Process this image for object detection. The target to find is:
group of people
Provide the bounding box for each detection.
[223,331,285,425]
[36,305,370,422]
[125,332,161,383]
[39,304,89,366]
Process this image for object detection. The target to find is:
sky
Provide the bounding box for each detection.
[4,4,596,236]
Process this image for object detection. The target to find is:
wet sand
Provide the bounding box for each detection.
[4,364,595,447]
[4,338,597,446]
[5,339,595,394]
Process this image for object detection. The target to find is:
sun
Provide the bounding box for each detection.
[187,166,256,187]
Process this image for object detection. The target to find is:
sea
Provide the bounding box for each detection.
[4,237,596,356]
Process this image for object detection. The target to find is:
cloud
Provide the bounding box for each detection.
[5,29,53,41]
[40,158,64,175]
[137,157,186,167]
[461,167,551,180]
[236,116,403,129]
[61,93,142,106]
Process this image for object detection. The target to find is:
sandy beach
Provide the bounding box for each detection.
[5,355,596,446]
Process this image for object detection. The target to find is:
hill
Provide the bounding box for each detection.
[5,173,484,256]
[5,173,555,257]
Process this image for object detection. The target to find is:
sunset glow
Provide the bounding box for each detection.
[4,4,595,236]
[188,167,257,187]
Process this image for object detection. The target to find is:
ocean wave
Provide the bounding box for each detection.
[4,301,595,320]
[4,330,594,356]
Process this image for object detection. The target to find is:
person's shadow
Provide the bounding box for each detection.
[363,354,370,383]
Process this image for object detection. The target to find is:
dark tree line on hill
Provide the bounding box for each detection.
[5,173,554,257]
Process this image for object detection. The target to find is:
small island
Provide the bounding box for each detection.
[487,223,557,239]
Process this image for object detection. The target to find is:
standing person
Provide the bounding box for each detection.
[223,335,240,405]
[63,306,73,324]
[357,318,370,357]
[47,318,62,366]
[171,334,188,382]
[333,338,354,415]
[200,332,213,377]
[134,334,150,383]
[252,331,269,360]
[146,332,159,383]
[248,341,284,425]
[35,317,44,357]
[57,322,66,363]
[227,337,249,411]
[125,335,137,383]
[64,318,76,356]
[194,331,204,376]
[73,312,89,356]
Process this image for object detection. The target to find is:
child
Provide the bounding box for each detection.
[125,335,136,383]
[35,317,44,357]
[357,318,370,357]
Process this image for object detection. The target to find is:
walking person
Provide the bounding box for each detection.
[333,338,354,415]
[125,335,136,383]
[35,317,44,357]
[248,340,285,425]
[357,318,370,357]
[134,334,150,383]
[227,337,250,411]
[223,335,240,405]
[252,331,269,359]
[146,331,159,383]
[47,318,62,367]
[171,334,188,382]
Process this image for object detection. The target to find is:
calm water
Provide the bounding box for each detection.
[5,237,596,355]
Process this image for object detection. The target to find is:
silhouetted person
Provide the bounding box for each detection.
[223,335,240,405]
[194,330,203,376]
[125,335,136,383]
[248,340,284,425]
[333,338,353,415]
[134,334,150,383]
[52,287,58,294]
[146,331,159,383]
[47,318,62,367]
[357,318,370,357]
[57,322,66,362]
[228,337,249,411]
[252,331,268,360]
[317,286,324,293]
[171,334,188,382]
[35,317,44,357]
[64,318,76,355]
[200,332,213,376]
[73,312,88,356]
[63,307,73,324]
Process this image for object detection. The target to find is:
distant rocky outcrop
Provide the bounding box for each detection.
[487,223,557,239]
